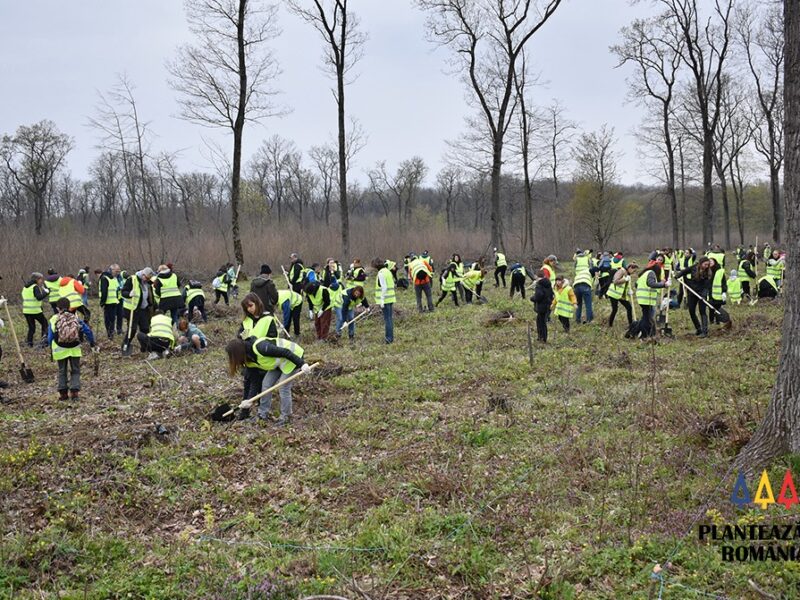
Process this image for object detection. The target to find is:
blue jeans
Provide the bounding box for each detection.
[574,283,593,323]
[335,307,355,338]
[382,303,394,343]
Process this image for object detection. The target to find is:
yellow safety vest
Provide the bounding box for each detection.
[251,337,305,375]
[149,314,175,347]
[22,284,44,315]
[59,279,83,309]
[554,285,575,318]
[123,276,141,312]
[374,268,396,304]
[636,271,658,307]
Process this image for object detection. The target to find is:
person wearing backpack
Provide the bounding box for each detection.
[212,269,231,305]
[531,270,554,342]
[48,297,96,401]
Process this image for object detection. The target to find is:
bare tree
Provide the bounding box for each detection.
[536,100,575,203]
[436,165,466,232]
[284,151,318,226]
[571,126,629,249]
[712,76,751,249]
[735,0,800,472]
[0,120,73,235]
[652,0,734,246]
[249,135,294,223]
[739,3,784,243]
[367,158,429,230]
[309,144,338,225]
[168,0,282,267]
[419,0,563,251]
[288,0,366,257]
[613,14,683,248]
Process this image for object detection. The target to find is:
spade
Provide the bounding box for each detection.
[2,298,34,383]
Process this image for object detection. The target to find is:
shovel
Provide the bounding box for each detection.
[624,280,639,339]
[2,298,35,383]
[676,278,721,315]
[339,307,372,331]
[213,362,320,420]
[661,295,674,338]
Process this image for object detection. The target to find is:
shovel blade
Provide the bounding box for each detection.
[20,366,34,384]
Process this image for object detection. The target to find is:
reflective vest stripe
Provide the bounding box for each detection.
[574,256,592,287]
[49,315,82,361]
[252,337,305,375]
[158,274,181,299]
[149,315,175,345]
[711,269,725,301]
[186,288,205,303]
[123,276,141,311]
[104,276,120,305]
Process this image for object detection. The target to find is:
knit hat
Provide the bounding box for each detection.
[260,264,272,275]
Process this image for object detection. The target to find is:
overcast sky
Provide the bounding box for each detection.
[0,0,663,186]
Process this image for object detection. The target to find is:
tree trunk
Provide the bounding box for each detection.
[771,165,782,243]
[230,0,247,268]
[735,0,800,473]
[490,136,504,251]
[664,107,679,249]
[679,138,687,249]
[721,178,731,249]
[337,72,350,257]
[702,136,715,245]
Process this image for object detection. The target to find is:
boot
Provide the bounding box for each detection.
[699,315,709,338]
[69,390,80,400]
[723,320,732,331]
[59,389,69,401]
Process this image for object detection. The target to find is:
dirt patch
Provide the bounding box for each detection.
[484,311,515,326]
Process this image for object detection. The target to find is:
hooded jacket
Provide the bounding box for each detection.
[250,276,278,313]
[531,277,554,314]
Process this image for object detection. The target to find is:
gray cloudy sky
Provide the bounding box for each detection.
[0,0,659,185]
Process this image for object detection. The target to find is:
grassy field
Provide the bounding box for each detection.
[0,269,796,599]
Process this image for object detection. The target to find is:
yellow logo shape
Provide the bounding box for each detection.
[754,470,775,510]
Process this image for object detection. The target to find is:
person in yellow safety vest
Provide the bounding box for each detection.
[335,285,370,340]
[99,264,124,339]
[288,253,306,294]
[238,293,278,341]
[550,276,577,333]
[138,311,175,359]
[509,262,533,299]
[493,248,507,288]
[461,266,486,304]
[708,259,732,330]
[59,274,91,322]
[450,254,466,302]
[436,263,461,307]
[728,270,743,305]
[47,297,97,401]
[304,281,333,340]
[676,248,697,307]
[757,273,779,299]
[121,268,155,347]
[662,249,674,280]
[184,281,207,323]
[22,272,50,347]
[572,250,597,323]
[408,254,435,313]
[153,264,185,325]
[737,252,757,300]
[278,288,303,338]
[225,336,311,424]
[634,262,670,339]
[212,268,231,305]
[607,263,638,329]
[44,268,61,314]
[347,258,367,288]
[373,258,396,344]
[766,250,785,288]
[541,255,558,281]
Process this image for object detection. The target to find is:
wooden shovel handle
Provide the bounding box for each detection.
[2,299,26,365]
[341,308,371,329]
[238,362,320,410]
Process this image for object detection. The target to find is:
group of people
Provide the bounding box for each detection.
[1,241,786,417]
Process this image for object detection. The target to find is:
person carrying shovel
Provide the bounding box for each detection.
[225,336,311,425]
[335,285,370,340]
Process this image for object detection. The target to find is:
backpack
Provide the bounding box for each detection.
[212,277,221,289]
[56,312,80,344]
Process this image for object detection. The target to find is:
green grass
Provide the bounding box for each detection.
[0,270,794,598]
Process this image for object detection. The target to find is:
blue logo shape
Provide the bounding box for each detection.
[730,470,752,507]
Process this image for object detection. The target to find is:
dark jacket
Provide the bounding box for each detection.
[154,270,185,310]
[531,277,554,314]
[250,276,278,313]
[341,288,369,312]
[244,338,305,371]
[304,282,331,311]
[288,260,305,286]
[674,263,709,293]
[26,279,50,301]
[121,276,154,312]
